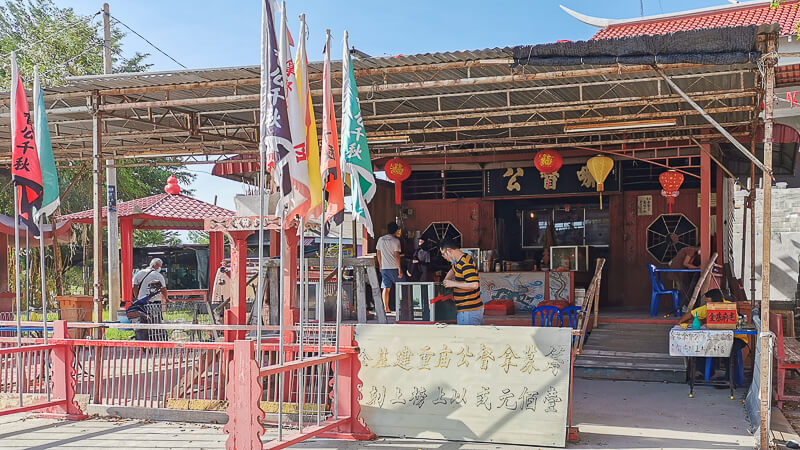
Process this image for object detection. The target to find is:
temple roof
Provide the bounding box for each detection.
[58,193,234,230]
[560,1,800,40]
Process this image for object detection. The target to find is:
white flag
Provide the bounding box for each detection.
[278,1,311,221]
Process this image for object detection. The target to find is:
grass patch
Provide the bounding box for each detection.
[104,328,134,340]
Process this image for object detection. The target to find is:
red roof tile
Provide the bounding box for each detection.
[58,193,234,224]
[593,1,800,39]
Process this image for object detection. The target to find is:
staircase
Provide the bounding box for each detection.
[575,322,686,383]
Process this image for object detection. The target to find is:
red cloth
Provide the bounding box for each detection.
[537,300,570,309]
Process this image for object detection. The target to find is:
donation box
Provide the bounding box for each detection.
[706,303,737,330]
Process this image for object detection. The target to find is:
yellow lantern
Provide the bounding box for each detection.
[586,155,614,209]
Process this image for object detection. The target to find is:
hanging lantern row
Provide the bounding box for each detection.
[586,155,614,210]
[659,170,684,213]
[384,157,411,204]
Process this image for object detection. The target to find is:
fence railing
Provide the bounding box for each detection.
[0,322,85,420]
[225,326,373,449]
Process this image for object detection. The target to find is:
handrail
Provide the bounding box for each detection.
[0,400,66,418]
[259,353,349,377]
[0,343,57,356]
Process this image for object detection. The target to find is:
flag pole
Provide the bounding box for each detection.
[334,220,343,419]
[298,216,305,431]
[13,187,22,407]
[278,205,286,440]
[11,52,22,408]
[316,199,325,426]
[38,215,50,401]
[255,0,269,370]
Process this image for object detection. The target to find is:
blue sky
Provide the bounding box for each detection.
[51,0,727,214]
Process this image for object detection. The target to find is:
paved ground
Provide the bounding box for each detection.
[0,378,754,449]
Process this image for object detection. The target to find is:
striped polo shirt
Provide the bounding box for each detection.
[452,254,482,312]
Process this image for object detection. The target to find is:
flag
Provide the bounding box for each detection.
[340,31,376,237]
[10,53,43,236]
[33,68,59,220]
[278,3,311,222]
[320,30,345,229]
[259,0,293,219]
[295,15,322,220]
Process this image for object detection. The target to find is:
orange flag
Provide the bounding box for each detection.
[320,30,344,229]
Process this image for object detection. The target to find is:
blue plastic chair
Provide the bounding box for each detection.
[532,305,562,327]
[561,306,580,329]
[648,264,681,317]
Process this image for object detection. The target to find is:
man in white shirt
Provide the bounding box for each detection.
[376,222,403,314]
[132,258,168,304]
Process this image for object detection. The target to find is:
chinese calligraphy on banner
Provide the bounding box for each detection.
[669,327,733,357]
[355,324,572,447]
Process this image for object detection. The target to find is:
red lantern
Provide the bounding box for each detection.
[384,157,411,204]
[533,150,563,174]
[659,170,684,213]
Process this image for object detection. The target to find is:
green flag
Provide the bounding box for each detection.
[33,69,59,220]
[340,31,376,237]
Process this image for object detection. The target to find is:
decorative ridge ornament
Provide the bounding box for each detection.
[164,175,181,195]
[586,155,614,210]
[659,170,684,213]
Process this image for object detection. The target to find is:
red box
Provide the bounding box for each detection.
[484,299,515,316]
[706,302,737,330]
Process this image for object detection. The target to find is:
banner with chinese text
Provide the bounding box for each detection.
[355,324,571,447]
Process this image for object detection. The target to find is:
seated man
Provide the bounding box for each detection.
[679,289,747,383]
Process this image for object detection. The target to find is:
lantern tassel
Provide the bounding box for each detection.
[394,182,402,205]
[599,193,603,210]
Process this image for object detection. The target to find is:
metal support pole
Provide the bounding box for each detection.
[759,35,777,450]
[39,215,50,401]
[656,67,769,174]
[92,100,104,332]
[102,3,121,319]
[750,141,758,305]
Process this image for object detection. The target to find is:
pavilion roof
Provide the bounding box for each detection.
[58,193,234,230]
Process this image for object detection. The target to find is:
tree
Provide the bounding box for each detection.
[187,230,209,244]
[133,230,182,247]
[0,0,196,293]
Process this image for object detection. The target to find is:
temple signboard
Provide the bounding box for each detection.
[204,216,282,232]
[485,162,620,197]
[355,324,572,447]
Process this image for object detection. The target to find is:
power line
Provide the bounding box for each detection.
[109,15,187,69]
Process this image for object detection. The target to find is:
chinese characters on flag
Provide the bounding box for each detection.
[11,55,43,236]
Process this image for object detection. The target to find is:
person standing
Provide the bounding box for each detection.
[440,239,483,325]
[407,238,431,282]
[376,222,403,314]
[132,257,168,304]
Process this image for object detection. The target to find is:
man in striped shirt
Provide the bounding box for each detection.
[439,239,484,325]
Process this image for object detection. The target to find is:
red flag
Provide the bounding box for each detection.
[321,31,344,229]
[10,60,43,236]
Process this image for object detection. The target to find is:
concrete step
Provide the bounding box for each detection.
[575,322,686,383]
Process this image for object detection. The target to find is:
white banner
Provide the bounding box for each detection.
[669,327,734,357]
[355,324,572,447]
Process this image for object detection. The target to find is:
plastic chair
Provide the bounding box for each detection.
[561,306,580,329]
[702,348,745,388]
[648,264,680,317]
[532,305,561,327]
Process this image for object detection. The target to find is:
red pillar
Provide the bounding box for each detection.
[208,231,224,287]
[120,218,134,307]
[700,144,712,267]
[715,164,724,266]
[225,231,252,342]
[269,230,279,258]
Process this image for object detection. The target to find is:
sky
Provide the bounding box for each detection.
[50,0,728,216]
